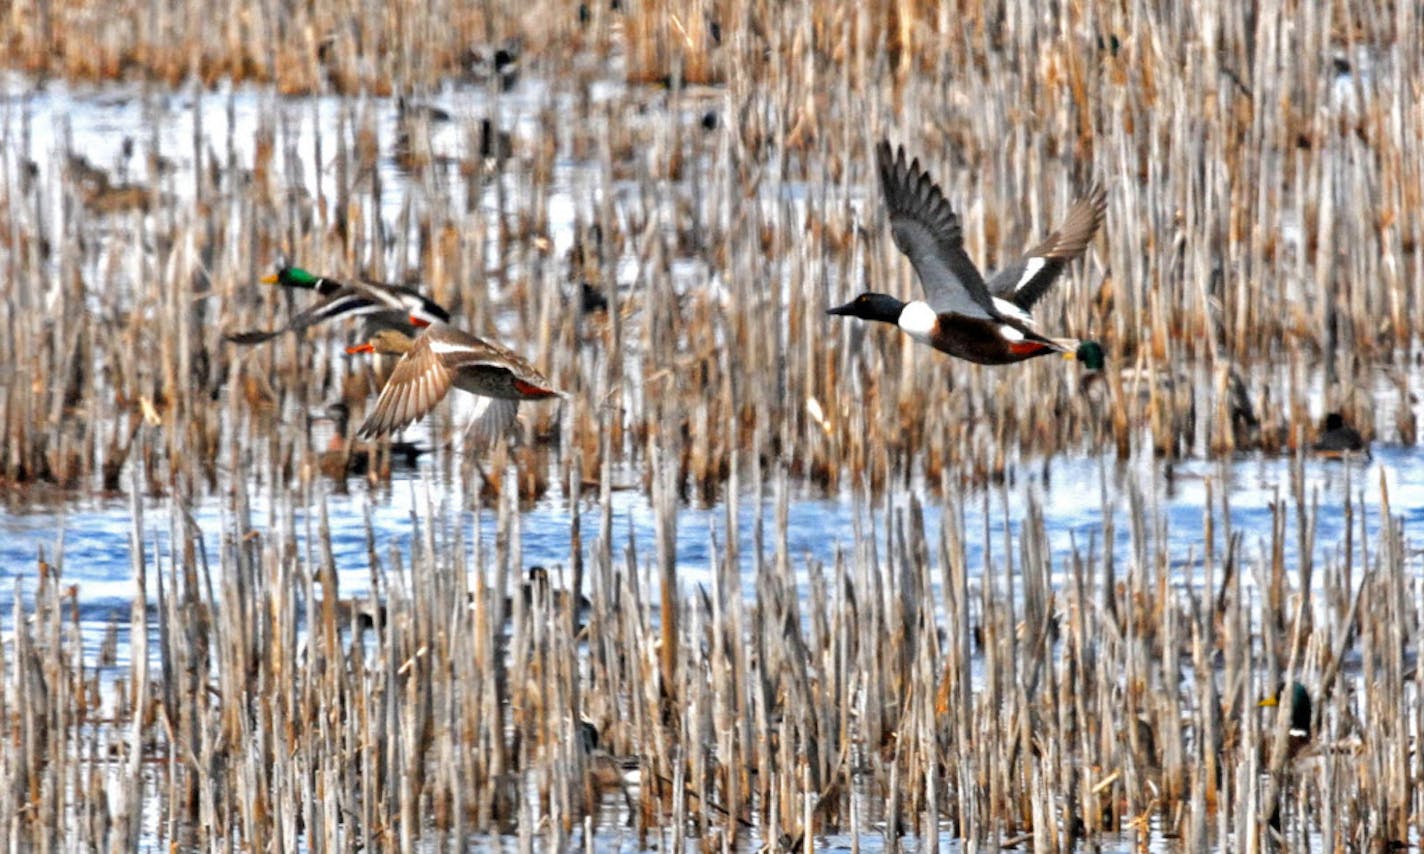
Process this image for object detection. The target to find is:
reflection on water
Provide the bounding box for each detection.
[0,444,1397,665]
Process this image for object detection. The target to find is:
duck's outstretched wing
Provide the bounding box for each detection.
[877,141,998,320]
[987,185,1106,310]
[226,279,449,344]
[358,332,455,438]
[463,397,521,447]
[283,280,438,333]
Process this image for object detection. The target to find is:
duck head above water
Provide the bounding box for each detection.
[1069,339,1106,371]
[1260,681,1313,740]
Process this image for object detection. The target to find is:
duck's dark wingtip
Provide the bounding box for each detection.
[225,329,282,345]
[874,139,896,184]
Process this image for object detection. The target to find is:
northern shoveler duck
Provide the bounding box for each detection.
[1312,412,1368,457]
[348,319,562,444]
[226,266,450,344]
[829,141,1106,365]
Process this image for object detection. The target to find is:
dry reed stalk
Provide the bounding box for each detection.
[0,434,1418,848]
[0,0,1421,849]
[620,0,725,87]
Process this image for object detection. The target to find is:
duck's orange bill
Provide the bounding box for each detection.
[346,343,375,354]
[260,273,280,284]
[409,314,432,328]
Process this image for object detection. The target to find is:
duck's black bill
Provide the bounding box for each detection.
[826,302,855,316]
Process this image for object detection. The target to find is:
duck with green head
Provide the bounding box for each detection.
[227,265,451,344]
[1260,681,1313,758]
[261,265,344,295]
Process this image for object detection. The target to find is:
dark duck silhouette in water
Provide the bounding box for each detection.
[1312,411,1369,458]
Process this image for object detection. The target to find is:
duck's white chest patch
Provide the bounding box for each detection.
[897,300,938,343]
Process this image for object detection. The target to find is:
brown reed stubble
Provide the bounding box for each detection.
[4,0,1414,498]
[0,443,1417,848]
[0,0,1420,848]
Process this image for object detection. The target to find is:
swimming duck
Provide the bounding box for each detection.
[829,141,1105,365]
[65,154,154,214]
[227,266,450,344]
[1258,681,1320,834]
[459,38,521,91]
[349,320,562,444]
[315,402,425,480]
[577,717,642,812]
[1259,681,1313,749]
[1312,412,1368,457]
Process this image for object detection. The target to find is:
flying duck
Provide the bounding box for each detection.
[227,266,450,344]
[349,319,562,445]
[829,141,1106,365]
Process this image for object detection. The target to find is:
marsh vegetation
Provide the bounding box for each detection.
[0,0,1420,849]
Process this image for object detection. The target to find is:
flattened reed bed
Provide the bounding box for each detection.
[2,455,1420,849]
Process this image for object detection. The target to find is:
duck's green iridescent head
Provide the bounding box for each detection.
[1285,681,1312,734]
[1259,680,1312,736]
[1072,340,1105,371]
[267,266,318,288]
